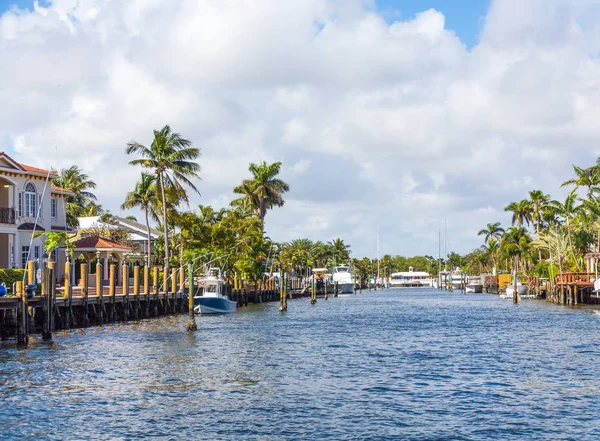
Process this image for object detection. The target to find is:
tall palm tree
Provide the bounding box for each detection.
[126,125,201,275]
[234,161,289,221]
[504,200,533,228]
[52,165,97,228]
[547,190,581,270]
[328,238,351,264]
[528,190,550,260]
[121,173,157,267]
[477,222,505,243]
[561,164,600,197]
[231,181,260,214]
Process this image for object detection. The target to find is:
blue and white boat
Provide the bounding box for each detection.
[331,265,354,294]
[193,268,236,314]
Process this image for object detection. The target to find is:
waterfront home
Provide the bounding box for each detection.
[0,152,73,279]
[77,215,160,264]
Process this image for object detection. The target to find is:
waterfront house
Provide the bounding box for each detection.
[77,215,160,264]
[0,152,73,280]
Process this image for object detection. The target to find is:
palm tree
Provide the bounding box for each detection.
[547,190,581,270]
[528,190,550,260]
[234,161,289,221]
[477,222,505,243]
[121,173,157,267]
[504,200,533,228]
[231,181,260,215]
[561,164,600,197]
[52,165,97,228]
[126,125,201,275]
[328,238,351,264]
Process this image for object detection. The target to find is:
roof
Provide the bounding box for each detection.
[50,185,75,196]
[18,222,45,231]
[0,152,58,178]
[71,236,132,251]
[77,215,161,238]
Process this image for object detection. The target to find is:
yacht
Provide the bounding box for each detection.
[450,267,465,290]
[503,281,528,298]
[390,267,433,287]
[331,265,354,294]
[193,268,237,314]
[466,276,483,293]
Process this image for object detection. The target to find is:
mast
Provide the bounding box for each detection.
[444,218,447,271]
[438,227,441,274]
[376,224,380,282]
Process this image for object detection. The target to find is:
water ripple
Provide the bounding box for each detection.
[1,289,599,440]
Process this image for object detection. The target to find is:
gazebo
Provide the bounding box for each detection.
[67,236,132,285]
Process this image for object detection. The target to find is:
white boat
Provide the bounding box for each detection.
[503,281,528,298]
[331,265,354,294]
[451,267,464,290]
[466,276,483,293]
[193,268,236,314]
[390,267,433,287]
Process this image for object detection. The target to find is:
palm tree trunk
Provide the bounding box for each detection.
[259,197,266,221]
[145,206,151,267]
[159,171,170,276]
[566,217,580,271]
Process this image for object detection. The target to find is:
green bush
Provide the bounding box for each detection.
[0,269,26,295]
[533,261,560,279]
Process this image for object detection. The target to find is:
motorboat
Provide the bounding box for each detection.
[451,267,464,290]
[193,268,236,314]
[389,267,433,287]
[466,276,483,293]
[503,281,528,299]
[331,265,354,294]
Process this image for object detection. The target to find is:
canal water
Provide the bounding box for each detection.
[1,289,599,440]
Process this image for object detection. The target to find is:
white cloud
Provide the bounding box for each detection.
[1,0,599,257]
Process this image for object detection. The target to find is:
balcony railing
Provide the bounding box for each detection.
[0,207,16,224]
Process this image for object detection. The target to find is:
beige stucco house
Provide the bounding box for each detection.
[0,152,73,279]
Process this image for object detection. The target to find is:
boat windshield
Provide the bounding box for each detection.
[335,267,349,273]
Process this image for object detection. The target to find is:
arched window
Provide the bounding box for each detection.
[25,182,37,218]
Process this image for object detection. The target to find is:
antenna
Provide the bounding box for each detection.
[444,218,447,271]
[376,224,380,281]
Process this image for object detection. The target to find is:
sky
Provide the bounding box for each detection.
[1,0,599,259]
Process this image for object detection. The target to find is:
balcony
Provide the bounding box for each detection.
[0,207,16,224]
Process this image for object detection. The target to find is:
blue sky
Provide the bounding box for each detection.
[2,0,490,48]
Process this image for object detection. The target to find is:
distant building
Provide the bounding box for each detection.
[77,215,161,264]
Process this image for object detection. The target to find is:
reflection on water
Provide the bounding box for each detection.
[1,289,599,440]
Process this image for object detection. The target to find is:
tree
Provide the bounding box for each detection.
[126,125,201,277]
[477,222,505,243]
[561,164,600,197]
[121,172,158,267]
[328,238,351,264]
[547,190,581,270]
[52,165,97,228]
[234,161,289,221]
[504,200,533,228]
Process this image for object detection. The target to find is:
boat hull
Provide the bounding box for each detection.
[504,284,528,297]
[193,296,237,314]
[337,282,354,294]
[466,284,483,293]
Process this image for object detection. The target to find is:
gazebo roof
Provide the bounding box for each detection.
[70,236,132,253]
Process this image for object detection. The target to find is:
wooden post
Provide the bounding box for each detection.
[153,266,160,316]
[143,264,150,318]
[574,285,578,305]
[179,267,185,293]
[171,268,177,313]
[163,265,170,312]
[133,263,140,320]
[96,257,104,324]
[41,268,52,340]
[81,263,90,326]
[122,263,129,320]
[334,281,338,297]
[64,259,71,328]
[187,261,197,331]
[279,272,286,312]
[109,264,116,322]
[27,260,35,285]
[16,281,27,346]
[311,276,317,305]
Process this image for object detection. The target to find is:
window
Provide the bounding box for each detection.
[34,246,40,260]
[51,198,57,218]
[52,249,57,263]
[24,182,36,218]
[21,246,29,269]
[18,192,22,217]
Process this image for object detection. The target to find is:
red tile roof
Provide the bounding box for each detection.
[20,163,58,177]
[72,236,132,250]
[50,185,74,195]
